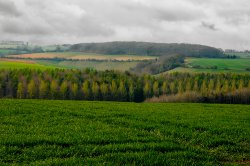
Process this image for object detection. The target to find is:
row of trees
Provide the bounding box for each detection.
[0,69,250,103]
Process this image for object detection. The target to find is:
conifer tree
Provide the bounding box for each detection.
[100,83,109,100]
[82,81,91,100]
[162,81,168,95]
[143,81,151,98]
[60,81,68,100]
[27,80,36,99]
[50,80,59,99]
[92,81,100,100]
[17,82,25,99]
[118,81,127,101]
[39,80,49,99]
[110,80,117,100]
[129,83,134,102]
[153,81,159,97]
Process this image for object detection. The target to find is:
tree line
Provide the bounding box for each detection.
[0,68,250,104]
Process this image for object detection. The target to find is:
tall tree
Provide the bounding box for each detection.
[70,83,79,100]
[17,82,25,99]
[92,81,100,100]
[118,81,127,101]
[27,80,36,99]
[110,80,118,100]
[100,83,109,100]
[153,81,159,97]
[50,80,59,99]
[162,81,168,95]
[60,81,68,100]
[128,83,134,102]
[39,80,49,99]
[82,81,91,100]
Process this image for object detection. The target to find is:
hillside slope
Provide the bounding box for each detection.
[70,41,224,58]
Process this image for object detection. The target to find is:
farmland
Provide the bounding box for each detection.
[0,100,249,165]
[36,60,138,71]
[0,59,56,70]
[169,58,250,73]
[6,52,156,61]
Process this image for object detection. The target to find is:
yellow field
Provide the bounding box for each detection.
[6,52,156,61]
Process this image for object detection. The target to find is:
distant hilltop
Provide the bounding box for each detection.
[0,41,29,46]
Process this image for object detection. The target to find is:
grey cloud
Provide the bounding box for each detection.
[0,0,249,50]
[201,22,217,31]
[0,0,21,16]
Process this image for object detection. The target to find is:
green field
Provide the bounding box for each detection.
[226,52,250,59]
[0,100,249,165]
[36,60,138,71]
[0,60,57,70]
[6,52,156,61]
[169,58,250,73]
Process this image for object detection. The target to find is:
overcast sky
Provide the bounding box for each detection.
[0,0,249,50]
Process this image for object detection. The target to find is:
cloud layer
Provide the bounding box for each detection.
[0,0,249,50]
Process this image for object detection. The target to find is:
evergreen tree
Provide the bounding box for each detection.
[129,83,134,102]
[222,80,229,94]
[70,83,78,100]
[201,80,207,96]
[60,81,68,100]
[82,81,91,100]
[230,79,236,92]
[17,82,25,99]
[27,80,36,99]
[143,81,151,98]
[100,83,109,100]
[162,81,168,95]
[177,81,184,94]
[170,82,176,94]
[153,81,159,97]
[238,79,244,90]
[39,80,49,99]
[185,80,191,92]
[50,80,59,99]
[92,81,100,100]
[118,81,127,101]
[110,80,117,100]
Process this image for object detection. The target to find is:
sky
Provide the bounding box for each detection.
[0,0,249,50]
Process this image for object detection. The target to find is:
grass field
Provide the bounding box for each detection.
[6,52,156,61]
[36,60,138,71]
[169,58,250,73]
[0,59,57,70]
[0,100,249,165]
[226,52,250,59]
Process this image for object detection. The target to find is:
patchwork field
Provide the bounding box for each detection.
[36,60,138,71]
[6,52,156,61]
[0,59,56,70]
[0,100,249,165]
[169,58,250,73]
[0,58,138,71]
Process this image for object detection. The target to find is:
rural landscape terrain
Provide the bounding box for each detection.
[0,41,250,165]
[0,0,250,165]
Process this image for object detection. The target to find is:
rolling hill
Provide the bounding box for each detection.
[70,41,224,58]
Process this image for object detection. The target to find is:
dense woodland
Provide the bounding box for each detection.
[0,69,250,104]
[70,42,224,57]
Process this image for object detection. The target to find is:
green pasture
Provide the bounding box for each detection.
[0,61,56,70]
[0,100,249,165]
[169,58,250,73]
